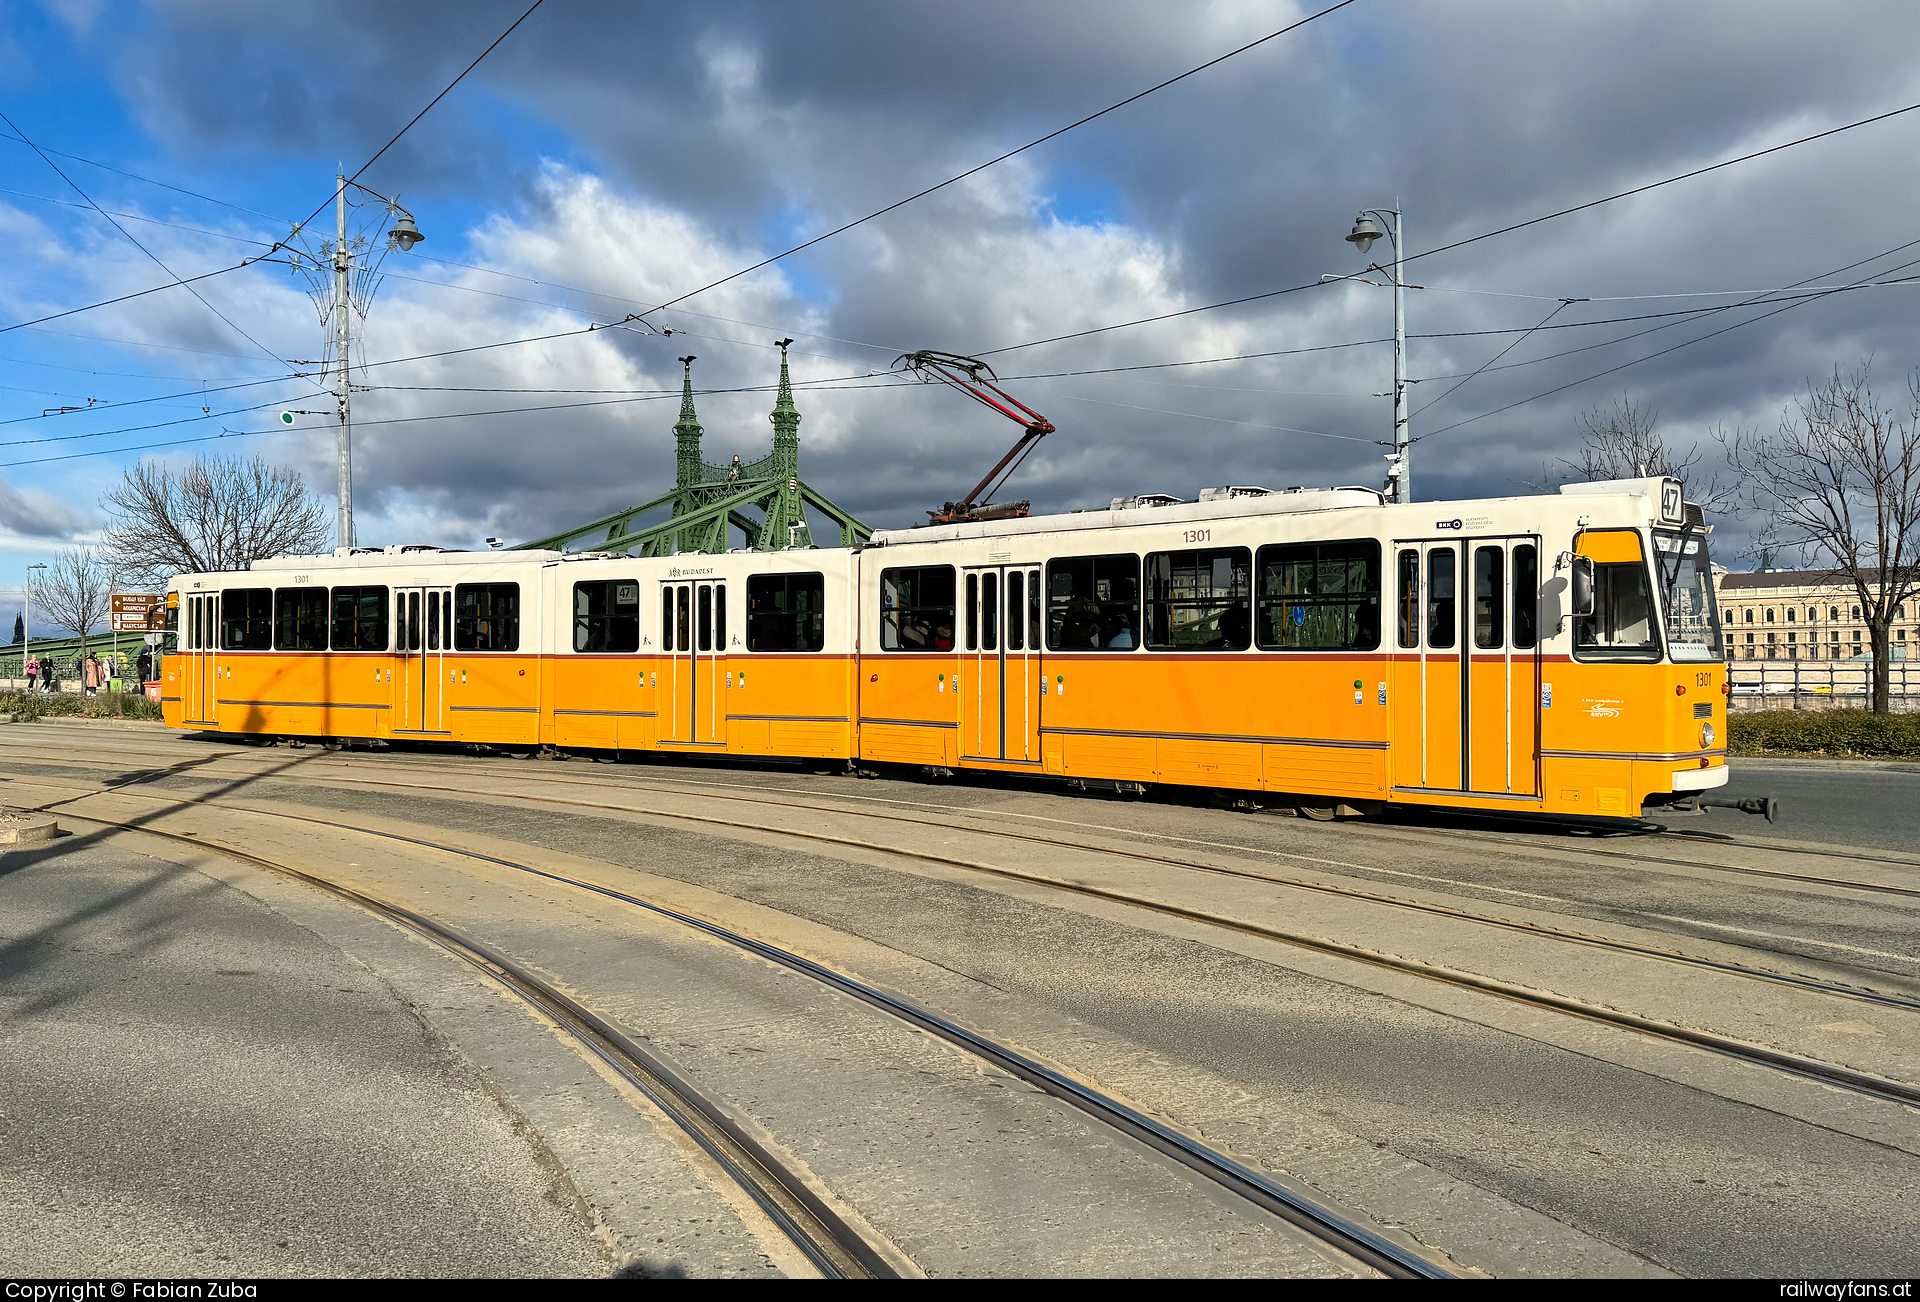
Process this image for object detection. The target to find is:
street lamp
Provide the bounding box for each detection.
[24,562,45,692]
[1346,208,1410,503]
[312,175,425,551]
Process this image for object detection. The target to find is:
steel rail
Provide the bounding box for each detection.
[44,805,896,1280]
[25,762,1920,1116]
[31,778,1444,1279]
[92,749,1920,1014]
[10,742,1920,996]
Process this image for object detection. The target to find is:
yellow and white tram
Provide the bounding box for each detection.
[161,475,1728,820]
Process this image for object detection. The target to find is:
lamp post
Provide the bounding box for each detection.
[1346,208,1410,503]
[322,173,425,551]
[24,561,45,692]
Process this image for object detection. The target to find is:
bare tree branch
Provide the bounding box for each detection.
[1547,393,1736,511]
[1730,362,1920,713]
[34,547,114,656]
[99,454,332,588]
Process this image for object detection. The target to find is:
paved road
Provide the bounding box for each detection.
[1708,762,1920,852]
[0,834,614,1277]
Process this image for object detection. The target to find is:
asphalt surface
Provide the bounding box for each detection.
[1705,762,1920,852]
[191,774,1920,1278]
[7,727,1919,1278]
[0,833,613,1277]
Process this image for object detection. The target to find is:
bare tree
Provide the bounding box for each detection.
[35,547,114,657]
[1730,363,1920,714]
[1538,394,1735,510]
[100,454,332,587]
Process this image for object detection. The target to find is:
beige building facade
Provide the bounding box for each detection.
[1714,568,1914,663]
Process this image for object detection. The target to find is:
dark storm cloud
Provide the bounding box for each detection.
[88,1,1920,547]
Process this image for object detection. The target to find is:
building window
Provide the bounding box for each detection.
[1744,632,1754,644]
[1786,607,1795,623]
[1766,631,1776,643]
[1853,629,1862,642]
[1743,608,1753,623]
[1830,605,1840,621]
[1765,608,1775,623]
[1853,605,1861,619]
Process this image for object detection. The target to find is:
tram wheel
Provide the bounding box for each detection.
[1297,801,1340,821]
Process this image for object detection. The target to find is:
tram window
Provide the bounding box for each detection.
[453,583,519,652]
[983,573,999,652]
[675,586,691,651]
[219,588,272,651]
[427,591,442,651]
[747,574,825,652]
[1473,547,1504,649]
[1145,548,1251,651]
[965,574,978,651]
[1028,570,1041,649]
[330,586,389,651]
[401,592,421,652]
[1256,541,1380,652]
[1572,532,1659,661]
[662,589,675,651]
[1512,545,1538,649]
[574,581,639,653]
[696,586,712,651]
[1397,550,1419,648]
[880,566,956,651]
[1007,572,1024,651]
[1047,554,1140,651]
[715,584,726,649]
[1427,550,1456,650]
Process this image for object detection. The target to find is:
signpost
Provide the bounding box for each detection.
[110,593,161,633]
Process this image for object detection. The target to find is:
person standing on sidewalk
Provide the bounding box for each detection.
[83,653,102,697]
[23,654,39,693]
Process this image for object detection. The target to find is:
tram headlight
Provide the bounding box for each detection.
[1701,722,1716,748]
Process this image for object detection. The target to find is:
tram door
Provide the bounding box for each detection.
[392,586,451,733]
[1391,537,1540,795]
[960,565,1043,763]
[181,591,218,723]
[660,580,727,746]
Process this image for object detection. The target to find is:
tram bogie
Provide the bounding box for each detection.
[160,476,1728,820]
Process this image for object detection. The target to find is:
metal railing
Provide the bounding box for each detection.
[1725,660,1919,710]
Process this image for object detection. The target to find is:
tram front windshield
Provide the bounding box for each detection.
[1653,529,1722,662]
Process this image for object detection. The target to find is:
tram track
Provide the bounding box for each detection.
[38,789,1443,1279]
[34,743,1920,1008]
[40,805,899,1279]
[17,763,1920,1117]
[10,739,1919,1006]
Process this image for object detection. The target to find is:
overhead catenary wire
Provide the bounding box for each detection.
[976,92,1920,360]
[1415,243,1920,443]
[633,1,1362,318]
[0,110,314,385]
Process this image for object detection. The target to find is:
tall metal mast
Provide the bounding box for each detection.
[333,170,355,550]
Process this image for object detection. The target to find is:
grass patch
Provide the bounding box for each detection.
[0,690,165,723]
[1729,709,1920,758]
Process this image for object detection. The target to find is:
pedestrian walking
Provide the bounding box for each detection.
[83,652,103,697]
[136,645,154,685]
[23,654,39,693]
[39,656,53,692]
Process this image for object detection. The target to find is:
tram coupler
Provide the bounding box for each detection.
[1699,795,1780,823]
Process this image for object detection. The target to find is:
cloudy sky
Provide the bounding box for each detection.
[5,0,1920,629]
